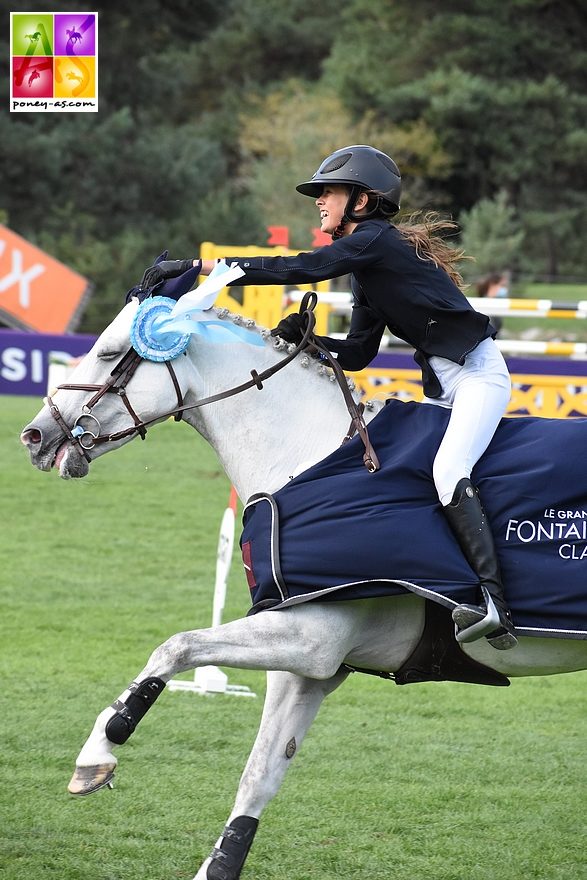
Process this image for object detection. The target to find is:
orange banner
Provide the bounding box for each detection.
[0,224,90,332]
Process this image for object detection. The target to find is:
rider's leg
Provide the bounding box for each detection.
[443,478,517,649]
[428,341,517,650]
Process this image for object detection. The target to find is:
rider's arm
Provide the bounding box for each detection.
[202,223,386,286]
[317,302,386,372]
[200,259,216,275]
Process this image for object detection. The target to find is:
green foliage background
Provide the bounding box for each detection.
[1,0,586,332]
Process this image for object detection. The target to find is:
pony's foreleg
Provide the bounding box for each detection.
[193,668,349,880]
[69,607,355,796]
[69,676,166,795]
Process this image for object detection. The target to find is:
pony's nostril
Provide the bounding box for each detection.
[21,427,42,445]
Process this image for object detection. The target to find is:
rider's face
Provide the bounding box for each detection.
[315,185,350,236]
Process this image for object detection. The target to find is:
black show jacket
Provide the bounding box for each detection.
[228,219,495,373]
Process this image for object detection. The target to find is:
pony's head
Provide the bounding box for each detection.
[21,278,366,492]
[20,299,190,479]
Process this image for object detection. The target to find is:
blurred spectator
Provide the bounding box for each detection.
[478,272,509,299]
[476,272,509,334]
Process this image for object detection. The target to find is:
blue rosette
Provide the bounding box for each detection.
[130,296,191,362]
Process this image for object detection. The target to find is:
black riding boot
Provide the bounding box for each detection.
[444,478,518,650]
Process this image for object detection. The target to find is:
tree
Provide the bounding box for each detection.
[323,0,587,277]
[238,80,453,249]
[459,190,524,280]
[3,0,586,334]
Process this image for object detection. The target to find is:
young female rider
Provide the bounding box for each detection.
[141,145,517,650]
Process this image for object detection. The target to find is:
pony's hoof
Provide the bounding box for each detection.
[68,764,116,796]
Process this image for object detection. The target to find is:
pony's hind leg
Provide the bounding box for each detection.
[193,667,349,880]
[68,605,356,796]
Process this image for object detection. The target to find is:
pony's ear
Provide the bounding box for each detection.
[124,251,169,303]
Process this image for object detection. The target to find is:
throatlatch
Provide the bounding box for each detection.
[105,677,166,745]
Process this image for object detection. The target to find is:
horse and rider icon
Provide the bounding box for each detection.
[23,23,83,48]
[65,27,83,45]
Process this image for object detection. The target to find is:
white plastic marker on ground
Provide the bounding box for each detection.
[168,486,256,697]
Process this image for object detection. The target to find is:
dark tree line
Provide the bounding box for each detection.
[1,0,586,331]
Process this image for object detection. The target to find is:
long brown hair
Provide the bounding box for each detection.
[395,212,470,290]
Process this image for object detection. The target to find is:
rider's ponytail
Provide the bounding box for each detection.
[395,212,471,290]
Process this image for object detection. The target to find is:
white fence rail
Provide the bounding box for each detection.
[287,291,587,359]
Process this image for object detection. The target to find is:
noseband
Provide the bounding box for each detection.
[47,295,380,472]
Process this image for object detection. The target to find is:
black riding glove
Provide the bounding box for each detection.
[270,313,307,345]
[141,258,198,290]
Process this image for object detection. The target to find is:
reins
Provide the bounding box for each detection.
[47,292,380,472]
[300,295,379,472]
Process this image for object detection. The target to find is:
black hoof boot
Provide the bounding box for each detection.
[444,479,518,651]
[105,678,166,744]
[206,816,259,880]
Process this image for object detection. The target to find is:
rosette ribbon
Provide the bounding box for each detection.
[130,260,265,362]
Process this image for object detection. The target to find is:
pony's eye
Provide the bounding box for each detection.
[96,348,122,361]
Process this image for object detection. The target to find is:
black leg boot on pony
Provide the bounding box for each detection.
[444,478,518,650]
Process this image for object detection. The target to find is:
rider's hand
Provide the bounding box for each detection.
[140,258,199,290]
[270,313,307,345]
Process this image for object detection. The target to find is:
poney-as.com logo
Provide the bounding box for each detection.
[10,12,98,113]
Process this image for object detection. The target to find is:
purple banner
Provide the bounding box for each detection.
[3,330,586,398]
[0,329,96,397]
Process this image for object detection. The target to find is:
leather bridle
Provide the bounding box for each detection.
[46,347,185,463]
[46,294,380,471]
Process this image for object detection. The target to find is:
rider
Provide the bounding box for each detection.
[141,144,517,650]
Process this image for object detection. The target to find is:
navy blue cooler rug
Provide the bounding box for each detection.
[240,399,587,639]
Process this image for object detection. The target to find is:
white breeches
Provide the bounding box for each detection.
[422,338,511,506]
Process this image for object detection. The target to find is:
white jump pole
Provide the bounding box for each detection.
[46,354,83,395]
[168,487,256,697]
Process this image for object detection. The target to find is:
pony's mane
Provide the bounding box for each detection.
[213,306,379,411]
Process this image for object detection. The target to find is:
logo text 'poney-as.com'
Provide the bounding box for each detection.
[10,12,98,113]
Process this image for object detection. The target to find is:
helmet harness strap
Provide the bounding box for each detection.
[331,186,385,240]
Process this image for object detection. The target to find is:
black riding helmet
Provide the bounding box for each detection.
[296,145,401,237]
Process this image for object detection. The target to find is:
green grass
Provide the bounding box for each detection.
[518,283,587,300]
[2,395,587,880]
